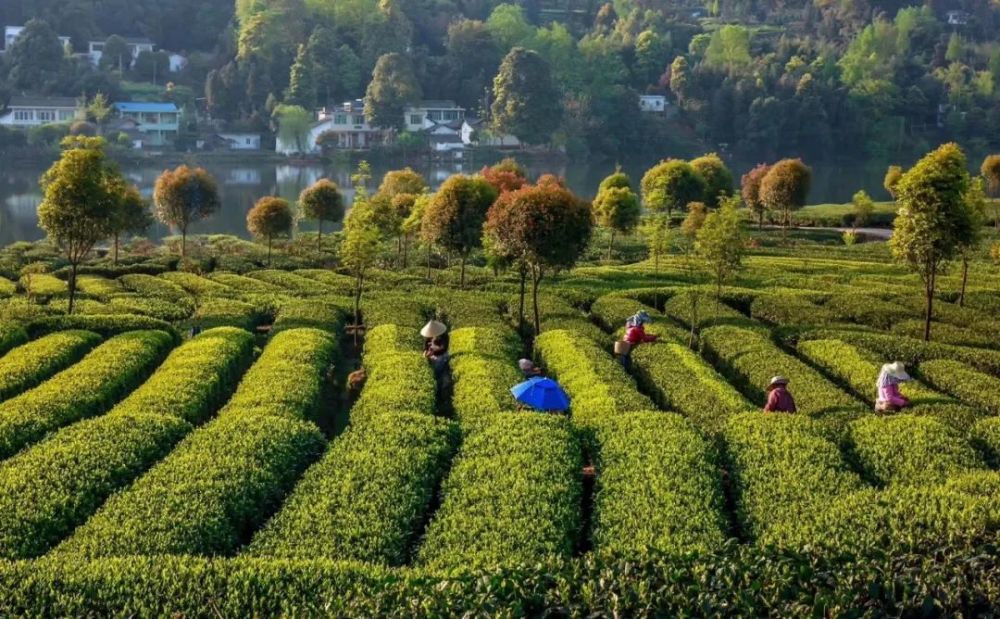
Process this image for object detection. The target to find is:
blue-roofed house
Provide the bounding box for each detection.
[113,102,179,146]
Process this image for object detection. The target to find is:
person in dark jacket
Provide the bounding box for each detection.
[763,376,797,413]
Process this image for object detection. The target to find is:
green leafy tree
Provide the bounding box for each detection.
[668,56,690,106]
[100,35,132,72]
[153,165,221,258]
[446,19,502,109]
[957,178,988,307]
[691,153,734,208]
[37,137,119,314]
[273,104,313,154]
[741,163,770,229]
[7,19,66,90]
[285,44,317,109]
[704,25,751,72]
[422,175,498,287]
[299,179,344,251]
[641,159,707,223]
[341,197,384,328]
[852,190,875,229]
[364,53,421,131]
[697,196,745,298]
[633,30,667,87]
[484,182,593,334]
[681,202,708,239]
[593,184,641,260]
[884,165,903,200]
[247,197,294,266]
[491,47,562,146]
[402,194,432,278]
[486,4,534,49]
[981,154,1000,230]
[86,93,113,134]
[133,51,171,83]
[108,183,151,265]
[890,143,977,341]
[759,158,812,236]
[599,166,631,192]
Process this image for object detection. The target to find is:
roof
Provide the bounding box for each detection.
[8,96,79,108]
[416,100,463,110]
[114,102,178,113]
[430,134,463,144]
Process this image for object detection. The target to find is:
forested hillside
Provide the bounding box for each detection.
[2,0,1000,159]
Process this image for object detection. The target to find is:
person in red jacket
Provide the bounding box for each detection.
[618,310,658,370]
[763,376,797,413]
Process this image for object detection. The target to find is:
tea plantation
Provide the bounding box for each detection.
[1,240,1000,616]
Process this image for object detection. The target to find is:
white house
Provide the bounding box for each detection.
[461,118,520,148]
[217,133,261,150]
[112,101,179,146]
[0,96,82,128]
[88,37,155,67]
[276,99,378,154]
[168,53,187,73]
[3,26,71,52]
[404,100,465,132]
[639,94,667,113]
[946,10,970,25]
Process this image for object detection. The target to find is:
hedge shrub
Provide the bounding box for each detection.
[159,272,233,296]
[796,339,982,431]
[847,415,983,487]
[192,298,263,331]
[352,352,434,421]
[700,327,865,421]
[0,276,14,297]
[417,413,581,570]
[53,329,334,558]
[25,314,178,340]
[294,269,356,294]
[271,299,348,336]
[824,294,919,330]
[632,341,754,433]
[75,275,123,299]
[449,327,522,426]
[206,272,286,294]
[0,324,28,357]
[118,274,189,302]
[592,412,728,556]
[0,330,173,460]
[0,330,102,402]
[106,295,194,321]
[750,294,836,328]
[19,273,67,298]
[663,292,755,330]
[362,293,430,329]
[971,418,1000,466]
[918,359,1000,416]
[248,412,457,565]
[891,320,997,349]
[247,270,332,295]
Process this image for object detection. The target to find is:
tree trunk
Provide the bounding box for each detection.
[113,233,120,266]
[402,236,409,269]
[267,236,272,267]
[688,291,699,350]
[924,272,935,342]
[959,257,969,307]
[531,265,542,337]
[758,211,764,230]
[607,230,615,262]
[460,255,466,289]
[181,228,187,259]
[317,222,323,252]
[68,262,78,316]
[354,272,364,327]
[427,246,433,281]
[518,265,527,337]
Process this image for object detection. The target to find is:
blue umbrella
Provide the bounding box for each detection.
[510,377,570,412]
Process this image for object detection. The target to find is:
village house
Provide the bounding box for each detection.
[88,37,156,67]
[0,96,82,128]
[3,26,71,52]
[461,118,521,148]
[112,101,179,146]
[639,94,667,113]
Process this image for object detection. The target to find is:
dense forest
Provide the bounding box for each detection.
[1,0,999,160]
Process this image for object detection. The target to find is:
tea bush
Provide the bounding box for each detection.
[0,330,102,402]
[918,359,1000,416]
[663,292,756,330]
[248,412,457,565]
[0,324,28,357]
[75,275,123,299]
[750,294,836,328]
[206,272,286,294]
[160,271,233,296]
[247,270,332,295]
[824,294,919,329]
[25,314,178,340]
[19,273,67,298]
[0,330,173,460]
[118,274,189,301]
[107,295,194,321]
[271,299,347,336]
[891,320,997,349]
[192,298,263,331]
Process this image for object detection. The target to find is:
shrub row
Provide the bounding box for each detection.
[362,292,430,329]
[435,291,511,332]
[918,359,1000,416]
[159,272,233,296]
[75,275,123,299]
[890,294,986,328]
[971,418,1000,466]
[631,341,754,433]
[796,339,982,431]
[847,415,983,487]
[295,269,356,294]
[0,330,102,402]
[106,295,194,321]
[750,294,836,328]
[25,314,178,340]
[0,276,14,297]
[700,326,865,422]
[823,294,919,330]
[206,272,286,294]
[964,290,1000,316]
[353,352,434,421]
[0,324,28,357]
[0,325,255,559]
[192,298,263,331]
[52,329,334,558]
[526,293,607,343]
[19,273,67,298]
[591,412,728,556]
[118,274,189,302]
[416,413,581,570]
[662,292,756,331]
[534,329,654,427]
[590,294,655,333]
[0,330,174,460]
[248,412,457,565]
[247,270,332,295]
[891,320,997,349]
[271,299,348,336]
[800,328,1000,377]
[449,327,522,426]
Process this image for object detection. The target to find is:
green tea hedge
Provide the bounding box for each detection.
[0,330,174,460]
[206,272,286,294]
[918,359,1000,416]
[824,294,919,330]
[0,330,101,402]
[0,324,28,358]
[295,269,357,294]
[271,299,347,336]
[449,327,522,426]
[107,295,194,321]
[847,415,984,487]
[159,272,233,296]
[118,274,189,302]
[192,298,263,331]
[25,314,178,340]
[417,413,581,570]
[248,412,457,565]
[971,418,1000,466]
[663,292,755,330]
[591,412,728,555]
[75,275,123,299]
[247,270,332,295]
[891,320,996,349]
[750,294,836,328]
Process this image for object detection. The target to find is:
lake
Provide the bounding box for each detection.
[0,155,897,246]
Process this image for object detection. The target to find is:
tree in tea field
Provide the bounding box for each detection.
[341,200,384,327]
[598,166,631,193]
[481,158,528,193]
[37,137,119,314]
[641,159,706,224]
[491,47,562,145]
[299,179,344,251]
[851,190,874,230]
[681,202,708,239]
[759,158,811,236]
[107,182,151,265]
[884,165,903,200]
[484,182,592,335]
[981,154,1000,230]
[365,53,422,131]
[956,178,988,307]
[422,174,498,288]
[741,163,770,229]
[153,165,221,258]
[375,167,427,263]
[403,194,432,278]
[247,197,294,266]
[890,143,978,341]
[697,195,746,299]
[690,153,734,208]
[593,184,640,261]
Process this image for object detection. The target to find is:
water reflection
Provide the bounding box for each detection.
[0,156,900,246]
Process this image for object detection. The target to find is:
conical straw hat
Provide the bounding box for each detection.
[420,320,447,338]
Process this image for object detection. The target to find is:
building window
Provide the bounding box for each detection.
[428,110,442,121]
[59,110,74,121]
[443,110,458,121]
[13,110,32,121]
[37,111,55,122]
[410,114,422,125]
[353,115,364,125]
[334,114,347,125]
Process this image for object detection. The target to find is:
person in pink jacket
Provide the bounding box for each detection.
[875,361,911,412]
[618,311,658,370]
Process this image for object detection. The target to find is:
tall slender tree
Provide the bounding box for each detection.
[741,163,770,229]
[153,165,221,258]
[491,47,562,145]
[299,179,345,251]
[247,197,294,266]
[422,175,498,287]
